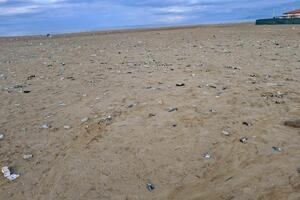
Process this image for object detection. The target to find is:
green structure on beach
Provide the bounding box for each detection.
[256,9,300,25]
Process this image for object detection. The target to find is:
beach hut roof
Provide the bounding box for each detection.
[284,9,300,15]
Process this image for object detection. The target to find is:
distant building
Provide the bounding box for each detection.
[283,9,300,18]
[256,8,300,25]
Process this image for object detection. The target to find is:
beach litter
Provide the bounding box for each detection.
[272,92,287,98]
[27,75,35,80]
[23,154,33,160]
[64,125,71,129]
[81,117,89,123]
[222,130,230,136]
[239,137,248,144]
[203,152,211,159]
[58,101,66,106]
[176,83,185,87]
[148,113,156,117]
[41,123,49,129]
[272,146,283,152]
[209,108,217,113]
[127,104,134,108]
[0,74,7,80]
[206,84,217,89]
[146,182,155,191]
[242,121,252,126]
[168,107,178,112]
[66,76,75,80]
[284,119,300,128]
[0,133,4,140]
[1,166,20,181]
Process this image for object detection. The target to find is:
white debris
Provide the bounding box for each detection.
[81,117,89,123]
[41,123,49,129]
[222,130,230,136]
[209,108,217,113]
[272,146,283,152]
[0,133,4,140]
[240,137,248,144]
[23,154,33,160]
[58,101,65,106]
[0,74,6,80]
[63,125,71,129]
[1,166,19,181]
[203,152,211,159]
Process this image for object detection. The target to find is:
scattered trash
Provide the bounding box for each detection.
[206,84,217,89]
[63,125,71,129]
[1,166,19,181]
[13,84,24,89]
[105,115,112,121]
[272,92,287,98]
[224,65,239,70]
[58,101,66,106]
[127,104,134,108]
[284,119,300,128]
[239,137,248,143]
[0,133,4,141]
[98,115,112,125]
[23,154,33,160]
[59,65,64,76]
[13,85,25,92]
[222,86,228,90]
[146,182,155,191]
[148,113,156,117]
[27,75,35,80]
[225,176,233,182]
[203,152,211,159]
[261,92,287,98]
[216,91,223,97]
[81,117,89,123]
[168,107,178,112]
[66,76,75,80]
[272,40,279,46]
[222,130,230,136]
[209,109,217,113]
[242,122,252,126]
[176,83,185,87]
[0,74,7,80]
[41,123,49,129]
[275,100,285,104]
[272,146,283,152]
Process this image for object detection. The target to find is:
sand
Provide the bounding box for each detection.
[0,23,300,200]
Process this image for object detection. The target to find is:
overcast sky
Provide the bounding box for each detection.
[0,0,300,36]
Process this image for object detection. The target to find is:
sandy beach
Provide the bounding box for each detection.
[0,23,300,199]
